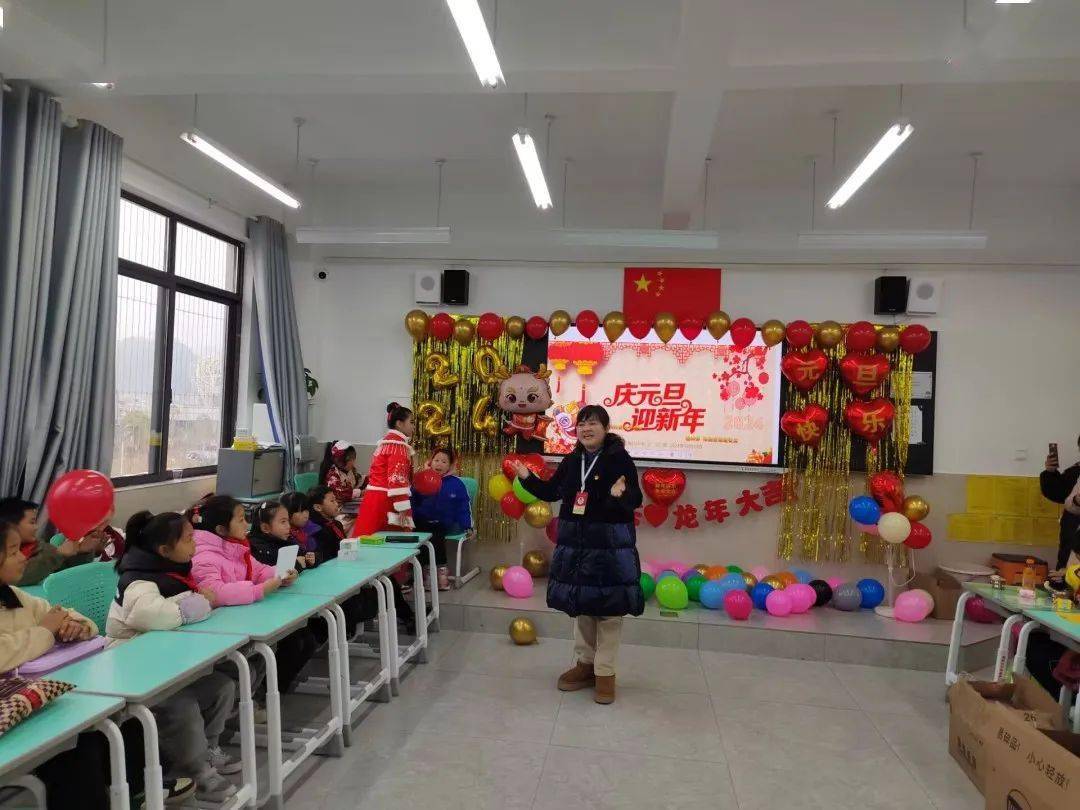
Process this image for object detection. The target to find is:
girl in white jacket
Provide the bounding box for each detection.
[107,510,240,803]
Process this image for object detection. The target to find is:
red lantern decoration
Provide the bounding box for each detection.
[413,469,442,496]
[45,469,115,541]
[500,491,526,520]
[729,318,757,350]
[576,310,600,339]
[525,316,549,340]
[476,312,503,342]
[628,316,651,340]
[900,324,931,354]
[784,320,814,349]
[678,316,703,341]
[845,321,877,354]
[429,312,454,341]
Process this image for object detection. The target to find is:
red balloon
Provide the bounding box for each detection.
[576,310,600,339]
[785,320,814,349]
[429,312,454,341]
[780,349,828,392]
[642,503,669,527]
[904,521,932,550]
[839,352,891,396]
[413,469,442,497]
[501,454,521,480]
[628,316,651,340]
[900,324,931,354]
[729,318,757,350]
[500,491,526,520]
[476,312,503,342]
[525,316,548,341]
[678,316,703,341]
[519,453,547,478]
[869,471,905,512]
[641,468,686,507]
[545,517,559,544]
[723,589,753,621]
[780,404,829,448]
[45,469,114,540]
[845,321,877,354]
[844,398,895,445]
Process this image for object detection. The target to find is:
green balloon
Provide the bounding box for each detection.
[655,576,689,610]
[726,565,743,574]
[686,574,707,602]
[640,572,656,601]
[512,477,538,505]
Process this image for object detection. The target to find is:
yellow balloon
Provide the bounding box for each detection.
[760,319,785,347]
[505,316,526,339]
[522,549,549,577]
[654,312,677,344]
[877,325,900,353]
[487,473,513,501]
[453,318,475,346]
[509,617,537,645]
[416,400,451,437]
[706,311,731,340]
[424,352,460,389]
[1065,564,1080,592]
[471,396,499,437]
[405,309,429,341]
[741,572,758,590]
[523,501,553,529]
[549,310,571,336]
[815,320,843,348]
[901,495,930,522]
[603,311,627,342]
[490,564,508,590]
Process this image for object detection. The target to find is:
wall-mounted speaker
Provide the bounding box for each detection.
[906,277,943,315]
[441,268,470,305]
[874,276,909,314]
[414,269,441,304]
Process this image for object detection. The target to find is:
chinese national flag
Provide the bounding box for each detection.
[622,267,722,323]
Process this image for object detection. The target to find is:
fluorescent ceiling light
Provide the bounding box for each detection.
[0,7,5,29]
[180,129,300,209]
[995,1,1032,4]
[295,226,451,245]
[445,0,504,87]
[552,228,721,249]
[512,130,552,209]
[90,82,114,90]
[798,230,987,250]
[827,122,913,209]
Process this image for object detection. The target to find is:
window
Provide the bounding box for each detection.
[112,193,243,484]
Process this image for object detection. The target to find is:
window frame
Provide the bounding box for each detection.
[114,191,244,487]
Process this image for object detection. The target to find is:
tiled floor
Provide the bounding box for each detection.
[285,629,981,810]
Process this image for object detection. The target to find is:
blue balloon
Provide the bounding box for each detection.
[719,572,747,591]
[857,578,885,610]
[700,580,726,610]
[657,570,679,582]
[848,495,881,526]
[792,568,814,585]
[750,582,774,610]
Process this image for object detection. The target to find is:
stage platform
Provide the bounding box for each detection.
[437,575,1000,672]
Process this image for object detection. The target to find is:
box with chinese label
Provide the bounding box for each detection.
[338,538,361,561]
[947,676,1065,794]
[984,705,1080,809]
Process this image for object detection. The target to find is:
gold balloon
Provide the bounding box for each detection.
[473,346,511,384]
[509,617,537,645]
[741,572,758,590]
[815,320,843,348]
[471,395,499,437]
[490,564,508,590]
[424,352,460,389]
[523,501,553,529]
[453,318,475,346]
[901,495,930,522]
[603,311,627,342]
[654,312,677,344]
[693,564,709,577]
[549,310,571,336]
[405,309,429,341]
[506,316,526,339]
[877,325,900,353]
[706,311,731,340]
[522,549,549,576]
[761,575,786,590]
[416,400,452,437]
[760,319,786,347]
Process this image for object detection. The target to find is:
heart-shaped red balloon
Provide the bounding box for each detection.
[641,468,686,507]
[501,454,521,480]
[845,320,877,353]
[729,318,757,350]
[904,521,932,549]
[679,316,702,341]
[839,352,890,396]
[780,349,828,391]
[780,404,829,447]
[643,503,670,527]
[430,312,454,341]
[576,310,600,339]
[844,398,895,445]
[900,324,931,354]
[785,320,814,350]
[476,312,503,342]
[525,316,548,340]
[869,470,905,512]
[628,316,651,340]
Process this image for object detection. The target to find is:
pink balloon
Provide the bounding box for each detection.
[750,565,771,581]
[853,522,879,536]
[893,591,931,622]
[907,588,935,610]
[826,577,845,590]
[643,560,661,578]
[786,583,816,613]
[765,590,793,617]
[670,562,692,578]
[724,589,753,620]
[502,566,534,599]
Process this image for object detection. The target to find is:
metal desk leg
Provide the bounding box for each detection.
[251,642,284,810]
[946,591,974,685]
[226,650,258,808]
[7,776,47,809]
[328,602,352,745]
[409,556,429,664]
[96,718,130,810]
[422,539,440,631]
[378,575,400,695]
[995,614,1026,681]
[127,704,163,810]
[315,607,345,757]
[1012,619,1038,678]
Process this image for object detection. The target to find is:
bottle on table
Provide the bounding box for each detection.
[1018,558,1037,602]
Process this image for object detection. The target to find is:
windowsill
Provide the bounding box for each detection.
[116,473,216,492]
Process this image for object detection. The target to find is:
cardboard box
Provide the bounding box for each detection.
[984,706,1080,809]
[947,676,1065,793]
[913,570,964,620]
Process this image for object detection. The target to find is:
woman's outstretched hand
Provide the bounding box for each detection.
[610,475,627,498]
[510,460,530,480]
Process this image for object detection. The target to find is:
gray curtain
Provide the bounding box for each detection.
[249,216,309,486]
[0,82,122,500]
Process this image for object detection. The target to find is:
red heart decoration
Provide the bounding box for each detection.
[844,398,896,445]
[729,318,757,350]
[641,468,686,507]
[780,349,828,391]
[679,316,703,341]
[501,454,521,480]
[576,310,600,339]
[643,503,670,527]
[628,316,651,340]
[869,470,905,512]
[839,352,891,396]
[780,404,829,447]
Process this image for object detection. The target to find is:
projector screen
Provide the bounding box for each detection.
[542,327,783,467]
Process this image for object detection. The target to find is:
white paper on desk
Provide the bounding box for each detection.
[275,545,299,578]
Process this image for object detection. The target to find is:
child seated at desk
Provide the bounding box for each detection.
[0,497,102,586]
[281,491,319,556]
[106,510,241,802]
[411,447,473,591]
[188,495,317,694]
[249,500,317,573]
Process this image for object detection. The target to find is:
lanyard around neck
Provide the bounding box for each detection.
[580,452,601,488]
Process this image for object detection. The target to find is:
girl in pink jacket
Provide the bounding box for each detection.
[187,496,317,692]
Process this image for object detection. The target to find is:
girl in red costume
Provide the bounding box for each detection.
[351,403,416,537]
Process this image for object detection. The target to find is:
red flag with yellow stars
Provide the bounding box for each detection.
[622,268,722,323]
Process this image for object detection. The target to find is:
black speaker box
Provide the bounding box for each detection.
[874,276,908,314]
[441,268,470,305]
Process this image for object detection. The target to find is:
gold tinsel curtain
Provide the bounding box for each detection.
[412,317,524,544]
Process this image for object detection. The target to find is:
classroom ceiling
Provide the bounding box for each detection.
[3,0,1080,223]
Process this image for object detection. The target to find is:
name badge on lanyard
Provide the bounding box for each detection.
[573,453,601,516]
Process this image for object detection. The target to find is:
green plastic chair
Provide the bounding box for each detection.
[293,471,319,494]
[446,476,479,588]
[43,561,118,634]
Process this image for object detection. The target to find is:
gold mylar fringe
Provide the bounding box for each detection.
[412,318,524,545]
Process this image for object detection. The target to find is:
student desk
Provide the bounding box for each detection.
[1013,606,1080,732]
[0,693,126,810]
[177,591,342,810]
[52,631,254,810]
[372,531,440,632]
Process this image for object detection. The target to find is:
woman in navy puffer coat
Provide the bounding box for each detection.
[513,405,643,704]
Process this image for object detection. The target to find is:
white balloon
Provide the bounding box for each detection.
[878,512,911,544]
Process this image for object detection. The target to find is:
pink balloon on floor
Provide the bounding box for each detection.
[723,589,753,620]
[643,561,661,578]
[785,583,816,613]
[907,588,935,610]
[501,566,534,599]
[670,562,691,577]
[893,591,932,622]
[826,577,845,590]
[749,565,770,581]
[765,590,792,617]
